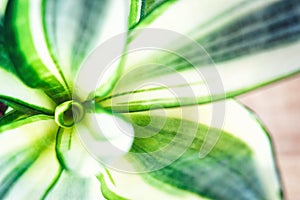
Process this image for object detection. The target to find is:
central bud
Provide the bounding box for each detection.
[55,100,85,128]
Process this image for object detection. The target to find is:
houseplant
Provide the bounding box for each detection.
[0,0,299,199]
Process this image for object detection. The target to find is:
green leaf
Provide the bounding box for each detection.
[0,111,51,132]
[3,20,52,115]
[103,100,282,199]
[0,115,103,199]
[0,24,15,73]
[101,1,300,112]
[54,127,102,176]
[128,0,142,27]
[0,118,59,199]
[4,0,70,103]
[43,0,129,99]
[128,0,175,29]
[97,173,128,200]
[2,148,62,199]
[0,68,55,114]
[44,171,103,200]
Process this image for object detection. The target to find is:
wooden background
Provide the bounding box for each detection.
[238,74,300,200]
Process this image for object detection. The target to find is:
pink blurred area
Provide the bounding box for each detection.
[238,74,300,200]
[0,102,7,117]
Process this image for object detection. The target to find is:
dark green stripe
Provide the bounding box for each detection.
[0,24,15,73]
[141,0,168,22]
[175,0,300,69]
[55,127,70,171]
[0,96,54,115]
[140,0,146,18]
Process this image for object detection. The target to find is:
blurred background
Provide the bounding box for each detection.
[238,74,300,200]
